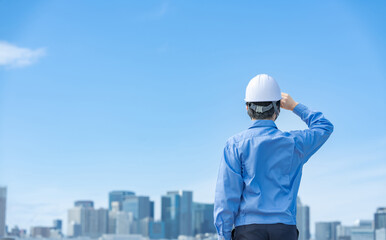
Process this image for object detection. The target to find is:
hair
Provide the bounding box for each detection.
[246,101,281,120]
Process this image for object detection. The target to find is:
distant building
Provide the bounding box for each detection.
[353,219,373,229]
[193,202,215,235]
[122,196,151,221]
[8,226,26,238]
[161,192,180,239]
[376,228,386,240]
[137,217,165,239]
[116,211,135,234]
[30,226,51,238]
[99,234,147,240]
[149,220,165,239]
[350,228,374,240]
[315,221,341,240]
[0,187,6,237]
[338,237,351,240]
[296,197,310,240]
[109,191,135,210]
[67,203,108,237]
[336,219,374,240]
[74,200,94,208]
[96,208,109,236]
[179,191,193,237]
[53,219,62,232]
[67,206,82,237]
[68,222,82,237]
[375,208,386,230]
[150,201,154,219]
[336,225,352,239]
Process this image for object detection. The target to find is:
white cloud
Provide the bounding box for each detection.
[0,41,46,68]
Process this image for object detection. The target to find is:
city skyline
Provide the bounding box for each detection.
[1,185,385,240]
[1,0,386,237]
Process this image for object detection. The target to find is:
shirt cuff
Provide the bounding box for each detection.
[293,103,308,117]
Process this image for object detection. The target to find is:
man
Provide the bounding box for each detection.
[214,74,333,240]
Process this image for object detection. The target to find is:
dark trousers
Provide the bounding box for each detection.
[232,223,299,240]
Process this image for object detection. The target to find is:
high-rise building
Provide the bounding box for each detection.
[139,217,165,239]
[376,228,386,240]
[161,190,194,238]
[350,219,374,240]
[115,211,135,234]
[179,191,193,236]
[354,219,373,228]
[8,225,26,238]
[67,203,108,237]
[375,208,386,230]
[122,196,151,221]
[149,220,165,239]
[30,226,51,238]
[108,191,135,210]
[296,197,310,240]
[350,228,374,240]
[96,208,109,236]
[68,206,82,237]
[150,201,155,219]
[53,219,62,233]
[336,225,352,239]
[315,221,341,240]
[336,219,374,240]
[162,192,181,239]
[75,200,94,208]
[0,187,6,237]
[193,202,216,235]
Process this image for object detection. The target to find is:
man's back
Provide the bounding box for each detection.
[214,103,333,240]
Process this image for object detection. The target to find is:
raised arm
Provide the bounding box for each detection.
[214,143,243,240]
[281,93,334,163]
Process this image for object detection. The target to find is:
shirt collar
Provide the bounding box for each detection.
[248,120,277,129]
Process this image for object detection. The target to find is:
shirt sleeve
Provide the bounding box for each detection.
[214,143,243,240]
[290,103,334,163]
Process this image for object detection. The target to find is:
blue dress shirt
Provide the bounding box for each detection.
[214,104,334,240]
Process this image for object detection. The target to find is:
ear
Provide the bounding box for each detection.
[246,105,249,110]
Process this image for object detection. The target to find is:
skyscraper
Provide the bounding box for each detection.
[193,202,216,235]
[161,190,194,238]
[53,219,62,233]
[122,196,152,234]
[179,191,193,236]
[67,202,108,238]
[150,201,155,219]
[0,187,6,237]
[30,226,51,238]
[375,228,386,240]
[122,196,151,221]
[161,192,180,239]
[74,200,94,208]
[96,208,109,236]
[375,208,386,230]
[67,207,82,237]
[315,221,341,240]
[351,219,374,240]
[296,197,310,240]
[139,217,165,239]
[108,191,135,210]
[115,211,135,234]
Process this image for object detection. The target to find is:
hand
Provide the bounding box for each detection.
[280,93,298,111]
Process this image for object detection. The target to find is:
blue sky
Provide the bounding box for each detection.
[0,0,386,235]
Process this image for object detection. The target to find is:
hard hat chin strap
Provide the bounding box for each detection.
[272,101,280,120]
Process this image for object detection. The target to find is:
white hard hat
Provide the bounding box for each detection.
[244,74,282,102]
